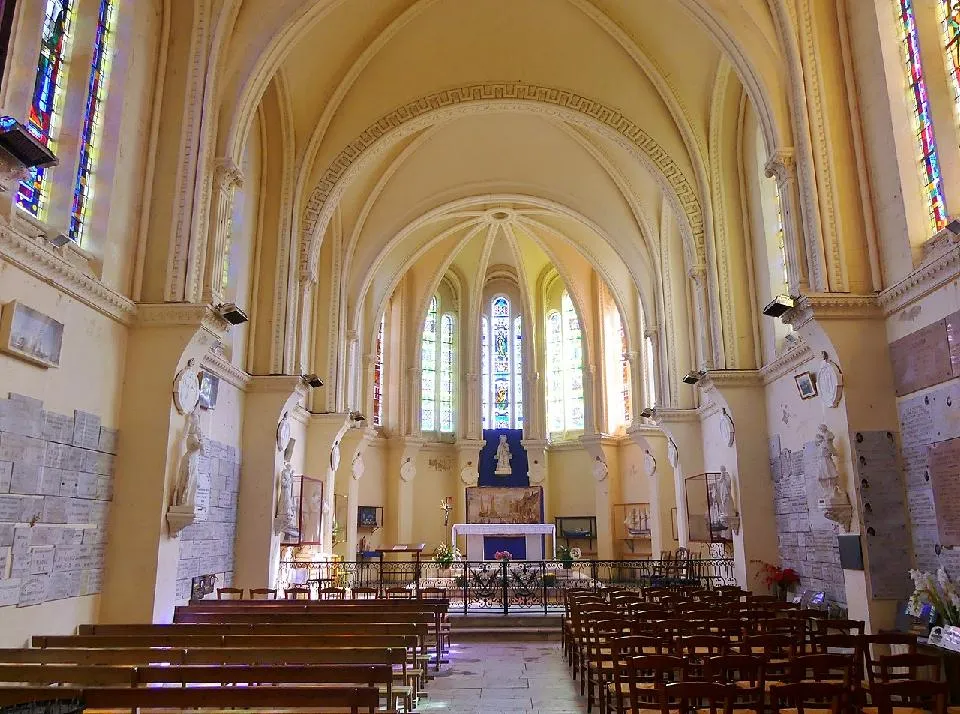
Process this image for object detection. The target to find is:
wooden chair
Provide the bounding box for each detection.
[385,586,413,599]
[216,587,243,600]
[284,586,311,600]
[613,654,688,714]
[868,680,948,714]
[770,681,848,714]
[862,635,919,689]
[352,586,379,599]
[788,653,856,688]
[248,587,277,600]
[742,633,800,686]
[660,681,736,714]
[676,635,730,680]
[318,586,346,600]
[815,619,866,637]
[706,655,765,714]
[877,654,941,684]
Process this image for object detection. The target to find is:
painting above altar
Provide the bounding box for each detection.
[466,486,543,524]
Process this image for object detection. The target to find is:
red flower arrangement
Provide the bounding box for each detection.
[494,550,513,561]
[756,561,800,591]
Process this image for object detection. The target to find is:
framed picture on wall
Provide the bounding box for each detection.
[794,372,818,400]
[199,372,219,410]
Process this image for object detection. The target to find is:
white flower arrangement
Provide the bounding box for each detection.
[907,568,960,626]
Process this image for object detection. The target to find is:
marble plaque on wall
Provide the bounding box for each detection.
[853,431,912,599]
[930,437,960,547]
[890,320,953,396]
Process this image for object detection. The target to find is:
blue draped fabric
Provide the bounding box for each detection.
[483,536,527,560]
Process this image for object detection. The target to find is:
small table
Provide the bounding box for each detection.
[374,543,426,594]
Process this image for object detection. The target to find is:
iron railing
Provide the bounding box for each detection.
[277,557,736,614]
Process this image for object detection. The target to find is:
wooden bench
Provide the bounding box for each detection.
[0,663,405,712]
[0,684,380,712]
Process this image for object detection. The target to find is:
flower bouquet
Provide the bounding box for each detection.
[755,561,801,600]
[494,550,513,562]
[433,542,462,569]
[557,544,582,570]
[908,569,960,650]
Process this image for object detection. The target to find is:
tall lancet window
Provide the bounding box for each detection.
[940,0,960,126]
[546,291,585,437]
[70,0,117,244]
[420,297,438,431]
[18,0,77,218]
[438,314,456,433]
[896,0,948,233]
[372,314,385,427]
[480,296,523,429]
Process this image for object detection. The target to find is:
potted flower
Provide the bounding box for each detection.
[755,560,801,600]
[433,542,461,578]
[494,550,512,562]
[557,544,582,570]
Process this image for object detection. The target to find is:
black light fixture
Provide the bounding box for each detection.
[0,117,58,169]
[762,294,796,318]
[945,218,960,236]
[639,407,656,419]
[44,228,71,247]
[214,302,248,325]
[302,374,323,388]
[682,370,706,385]
[349,410,367,428]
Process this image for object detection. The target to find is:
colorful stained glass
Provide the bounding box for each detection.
[439,314,455,433]
[940,0,960,125]
[420,297,438,431]
[373,314,385,427]
[18,0,76,217]
[513,315,523,429]
[481,316,489,429]
[897,0,948,234]
[546,311,564,433]
[773,186,789,289]
[561,292,585,431]
[69,0,116,244]
[491,296,511,428]
[620,321,631,426]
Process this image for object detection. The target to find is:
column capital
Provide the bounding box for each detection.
[213,156,244,191]
[764,147,796,184]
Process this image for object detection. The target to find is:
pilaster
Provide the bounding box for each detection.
[580,433,620,559]
[346,428,378,558]
[454,439,484,549]
[305,412,351,553]
[393,437,424,543]
[626,425,677,556]
[202,158,243,305]
[654,409,703,548]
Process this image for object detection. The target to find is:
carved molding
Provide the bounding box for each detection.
[759,341,815,384]
[136,303,231,334]
[782,293,882,329]
[878,242,960,315]
[214,157,244,191]
[0,222,136,324]
[200,350,251,391]
[700,369,764,390]
[300,81,705,281]
[653,408,701,424]
[764,148,796,184]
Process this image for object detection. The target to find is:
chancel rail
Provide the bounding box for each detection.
[278,557,736,614]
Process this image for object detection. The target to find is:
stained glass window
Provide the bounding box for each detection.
[513,315,523,429]
[546,292,584,435]
[896,0,948,234]
[69,0,117,244]
[481,316,489,429]
[546,311,564,433]
[480,296,523,429]
[773,186,789,290]
[439,314,455,433]
[18,0,77,218]
[620,322,632,427]
[420,297,438,431]
[645,335,657,408]
[940,0,960,126]
[373,314,385,427]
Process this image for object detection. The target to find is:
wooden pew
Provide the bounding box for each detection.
[0,685,380,712]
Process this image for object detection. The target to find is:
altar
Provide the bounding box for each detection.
[452,522,556,561]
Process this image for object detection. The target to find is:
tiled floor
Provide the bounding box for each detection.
[420,641,584,713]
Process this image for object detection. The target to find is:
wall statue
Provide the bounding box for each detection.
[172,410,203,509]
[275,460,297,538]
[814,424,852,530]
[711,465,740,534]
[592,455,608,482]
[494,435,512,475]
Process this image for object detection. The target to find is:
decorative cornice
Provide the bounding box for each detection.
[0,222,136,324]
[136,303,231,336]
[759,342,815,384]
[653,408,701,424]
[201,351,251,391]
[878,242,960,315]
[700,369,764,390]
[782,293,881,329]
[300,81,704,281]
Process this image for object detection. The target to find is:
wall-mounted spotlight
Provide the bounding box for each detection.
[639,407,656,419]
[215,302,248,325]
[762,294,795,318]
[44,228,71,248]
[349,410,367,428]
[301,374,324,388]
[945,218,960,236]
[0,117,58,169]
[682,370,707,385]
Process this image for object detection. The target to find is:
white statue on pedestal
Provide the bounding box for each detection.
[172,410,203,509]
[275,461,297,538]
[814,424,852,530]
[495,435,512,475]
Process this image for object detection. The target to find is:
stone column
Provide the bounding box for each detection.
[202,158,243,305]
[522,438,550,547]
[304,413,351,553]
[765,149,812,293]
[699,372,778,590]
[396,438,424,543]
[233,376,307,591]
[581,434,619,559]
[643,326,661,406]
[454,439,484,550]
[464,372,480,438]
[346,428,377,558]
[626,425,677,556]
[100,304,229,623]
[655,409,704,548]
[688,267,714,370]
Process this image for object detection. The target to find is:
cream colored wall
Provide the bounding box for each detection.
[548,447,595,522]
[357,442,387,552]
[410,449,458,550]
[0,263,127,646]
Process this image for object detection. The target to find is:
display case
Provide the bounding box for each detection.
[684,472,733,544]
[554,515,597,556]
[613,503,652,557]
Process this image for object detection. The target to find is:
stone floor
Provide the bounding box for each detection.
[420,641,584,713]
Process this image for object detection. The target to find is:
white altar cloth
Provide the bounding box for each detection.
[451,523,556,560]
